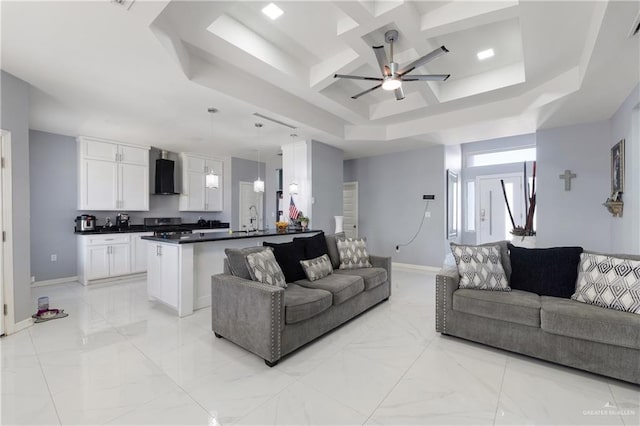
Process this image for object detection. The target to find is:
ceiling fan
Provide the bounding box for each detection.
[334,30,451,101]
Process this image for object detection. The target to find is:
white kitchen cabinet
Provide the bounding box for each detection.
[147,243,180,310]
[131,232,153,274]
[78,234,134,285]
[179,153,223,212]
[78,136,150,211]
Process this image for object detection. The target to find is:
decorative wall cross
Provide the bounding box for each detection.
[559,169,577,191]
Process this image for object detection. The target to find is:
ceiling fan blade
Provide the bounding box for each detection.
[394,87,405,101]
[334,74,383,82]
[402,74,450,81]
[351,84,382,99]
[373,45,390,76]
[397,45,449,76]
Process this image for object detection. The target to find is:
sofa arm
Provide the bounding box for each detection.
[211,274,285,363]
[370,255,392,295]
[435,266,460,333]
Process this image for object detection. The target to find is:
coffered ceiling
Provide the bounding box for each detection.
[1,1,639,159]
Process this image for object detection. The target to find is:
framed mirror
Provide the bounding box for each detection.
[447,170,459,239]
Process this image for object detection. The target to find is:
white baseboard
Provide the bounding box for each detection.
[32,276,79,287]
[11,317,34,334]
[392,262,440,272]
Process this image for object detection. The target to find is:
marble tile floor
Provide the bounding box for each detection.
[1,268,638,425]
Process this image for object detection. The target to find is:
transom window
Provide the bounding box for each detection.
[466,147,536,168]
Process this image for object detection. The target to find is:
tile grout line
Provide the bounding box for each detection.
[362,336,437,425]
[606,381,626,426]
[491,355,509,426]
[27,329,63,426]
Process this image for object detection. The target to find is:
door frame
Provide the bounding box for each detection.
[343,181,359,237]
[1,129,15,336]
[475,172,523,244]
[239,181,264,231]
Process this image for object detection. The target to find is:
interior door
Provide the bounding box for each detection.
[476,174,523,244]
[239,181,263,231]
[343,182,358,238]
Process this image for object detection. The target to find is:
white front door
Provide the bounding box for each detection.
[476,174,524,244]
[343,182,358,238]
[239,181,263,231]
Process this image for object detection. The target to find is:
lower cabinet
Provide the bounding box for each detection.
[147,243,179,309]
[78,232,151,285]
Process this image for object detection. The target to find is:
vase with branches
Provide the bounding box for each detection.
[501,161,536,238]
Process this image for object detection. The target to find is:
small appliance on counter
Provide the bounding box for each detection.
[116,213,130,230]
[75,214,96,232]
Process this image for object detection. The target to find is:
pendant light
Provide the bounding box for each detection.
[206,107,220,189]
[289,133,299,195]
[253,123,265,193]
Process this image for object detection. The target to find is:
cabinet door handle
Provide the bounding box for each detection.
[158,246,162,256]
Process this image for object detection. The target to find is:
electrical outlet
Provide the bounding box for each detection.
[51,254,57,262]
[423,194,435,200]
[424,211,431,218]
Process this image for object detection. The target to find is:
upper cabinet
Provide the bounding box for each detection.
[78,136,150,211]
[179,153,223,212]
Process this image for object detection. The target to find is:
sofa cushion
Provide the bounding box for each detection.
[300,254,333,282]
[451,240,512,281]
[453,289,541,327]
[295,274,364,305]
[263,240,306,283]
[325,232,345,269]
[295,232,329,260]
[451,244,510,291]
[283,284,332,324]
[225,246,271,280]
[571,253,640,314]
[245,249,287,289]
[334,267,388,291]
[541,296,640,350]
[508,245,583,298]
[337,238,372,269]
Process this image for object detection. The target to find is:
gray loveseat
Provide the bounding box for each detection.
[211,233,392,366]
[436,241,640,384]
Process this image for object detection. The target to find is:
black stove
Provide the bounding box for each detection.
[144,217,194,238]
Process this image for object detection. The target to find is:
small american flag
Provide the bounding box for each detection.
[289,196,299,221]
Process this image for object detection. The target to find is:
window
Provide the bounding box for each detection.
[467,147,536,168]
[466,181,475,231]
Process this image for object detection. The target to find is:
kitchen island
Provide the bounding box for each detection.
[142,229,320,316]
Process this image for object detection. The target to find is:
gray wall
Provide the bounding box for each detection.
[609,84,640,254]
[230,157,266,230]
[536,120,612,251]
[264,152,283,226]
[311,140,343,233]
[344,145,446,267]
[1,71,31,323]
[30,130,78,282]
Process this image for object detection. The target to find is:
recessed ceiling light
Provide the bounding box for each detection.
[477,48,494,60]
[262,3,284,20]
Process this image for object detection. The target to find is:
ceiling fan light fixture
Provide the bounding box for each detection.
[477,48,494,60]
[262,3,283,20]
[381,77,402,91]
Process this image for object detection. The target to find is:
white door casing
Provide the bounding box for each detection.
[239,181,264,231]
[343,182,358,238]
[476,173,524,244]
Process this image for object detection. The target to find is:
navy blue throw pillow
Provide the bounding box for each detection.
[507,244,583,298]
[263,240,306,283]
[294,232,329,260]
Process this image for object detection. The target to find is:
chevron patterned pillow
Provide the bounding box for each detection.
[451,244,510,291]
[572,253,640,314]
[245,248,287,288]
[300,254,333,281]
[337,237,372,269]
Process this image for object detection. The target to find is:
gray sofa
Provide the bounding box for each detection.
[211,235,392,366]
[436,242,640,384]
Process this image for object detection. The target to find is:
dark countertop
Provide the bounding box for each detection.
[75,223,230,235]
[141,229,320,244]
